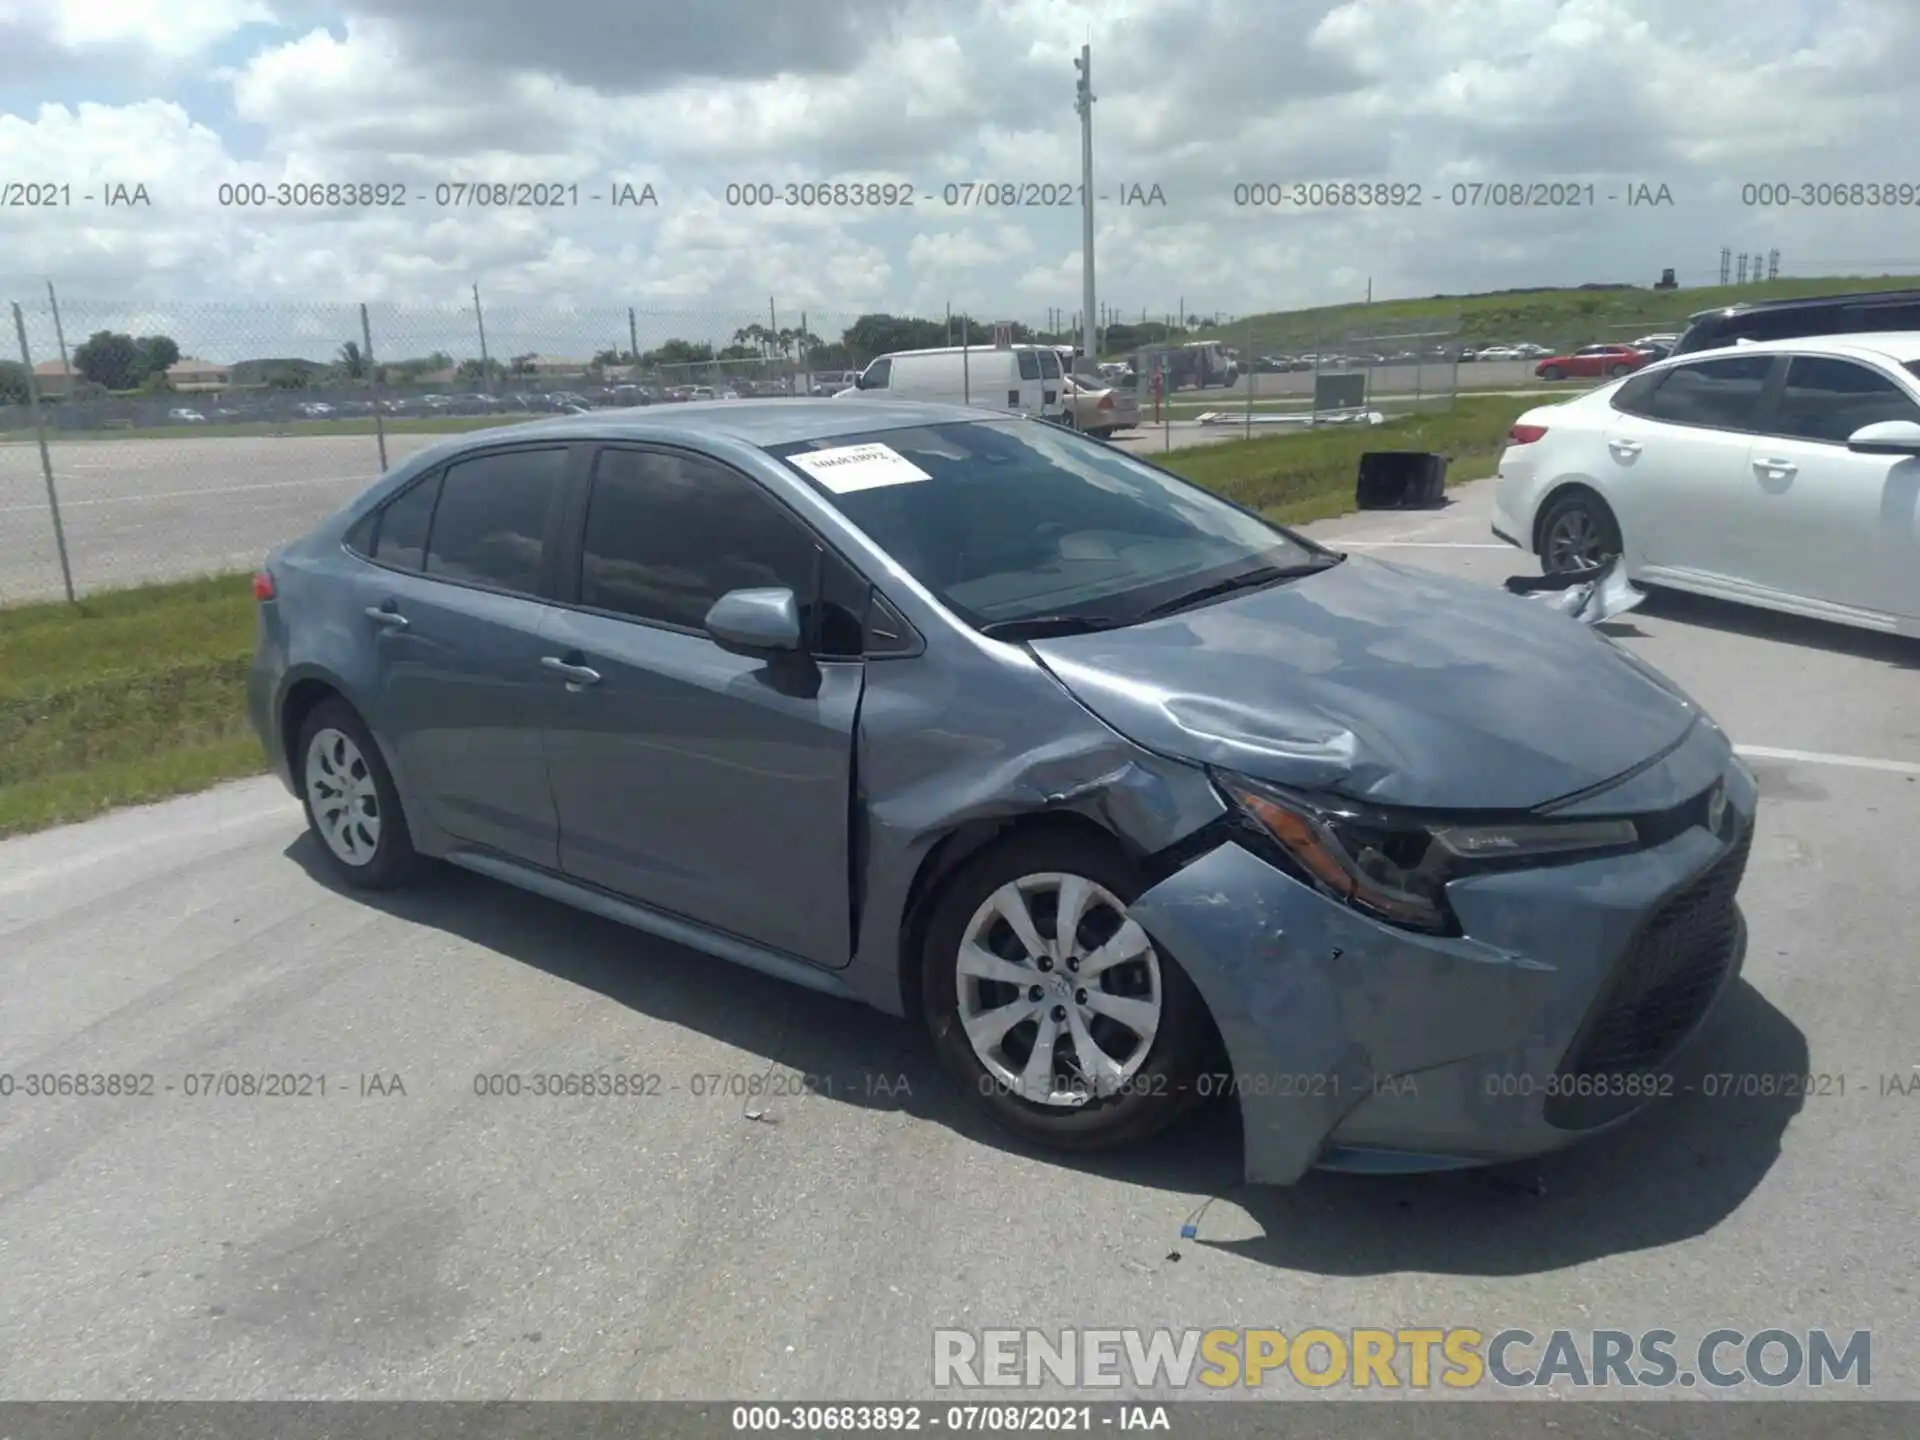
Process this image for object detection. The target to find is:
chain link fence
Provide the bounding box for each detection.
[5,295,1473,602]
[0,297,877,604]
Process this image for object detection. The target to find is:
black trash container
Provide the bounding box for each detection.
[1355,451,1448,509]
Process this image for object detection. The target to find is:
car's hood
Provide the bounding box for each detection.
[1028,556,1701,811]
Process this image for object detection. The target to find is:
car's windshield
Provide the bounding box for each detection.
[769,419,1326,632]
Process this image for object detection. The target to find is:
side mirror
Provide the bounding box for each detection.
[1846,419,1920,456]
[705,587,802,654]
[850,372,867,390]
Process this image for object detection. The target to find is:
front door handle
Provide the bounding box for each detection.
[365,605,408,629]
[541,654,602,687]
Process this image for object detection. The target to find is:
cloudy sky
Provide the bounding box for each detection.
[2,0,1918,355]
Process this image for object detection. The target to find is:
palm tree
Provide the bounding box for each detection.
[336,340,368,379]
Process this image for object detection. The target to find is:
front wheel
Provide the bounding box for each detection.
[1540,365,1565,381]
[920,833,1213,1151]
[1607,362,1630,376]
[1537,489,1623,574]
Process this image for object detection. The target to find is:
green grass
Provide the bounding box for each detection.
[0,574,267,835]
[0,390,1539,835]
[1188,272,1917,350]
[1156,391,1532,523]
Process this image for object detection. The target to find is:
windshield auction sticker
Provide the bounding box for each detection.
[788,442,932,493]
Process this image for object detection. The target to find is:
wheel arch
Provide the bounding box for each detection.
[278,668,419,826]
[894,809,1144,1025]
[1530,480,1620,556]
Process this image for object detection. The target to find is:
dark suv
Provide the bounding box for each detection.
[1671,288,1920,355]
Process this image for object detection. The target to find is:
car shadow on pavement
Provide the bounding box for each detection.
[1635,587,1920,668]
[286,835,1805,1279]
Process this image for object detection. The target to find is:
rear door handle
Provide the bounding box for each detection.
[1608,439,1641,457]
[365,605,408,629]
[1754,458,1798,476]
[541,654,602,687]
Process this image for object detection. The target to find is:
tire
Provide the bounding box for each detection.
[920,831,1213,1152]
[1536,489,1623,574]
[1540,365,1565,381]
[1607,363,1630,377]
[295,697,421,889]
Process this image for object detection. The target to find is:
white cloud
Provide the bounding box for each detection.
[2,0,1917,344]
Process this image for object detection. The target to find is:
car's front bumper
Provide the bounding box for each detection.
[1129,742,1758,1185]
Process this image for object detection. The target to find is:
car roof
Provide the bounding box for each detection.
[1685,287,1920,323]
[395,397,1016,460]
[1666,330,1920,364]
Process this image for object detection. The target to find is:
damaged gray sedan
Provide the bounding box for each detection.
[248,398,1756,1185]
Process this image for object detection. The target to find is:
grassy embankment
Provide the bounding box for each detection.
[0,390,1541,836]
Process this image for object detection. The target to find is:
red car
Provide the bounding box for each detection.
[1534,344,1652,380]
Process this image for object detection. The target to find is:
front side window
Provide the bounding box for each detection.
[1772,356,1920,443]
[578,448,830,636]
[771,420,1326,634]
[422,447,567,594]
[1640,356,1775,431]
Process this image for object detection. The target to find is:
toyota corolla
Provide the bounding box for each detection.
[248,399,1756,1184]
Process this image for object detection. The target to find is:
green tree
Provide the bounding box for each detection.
[73,330,141,390]
[336,340,368,379]
[0,359,29,405]
[643,339,715,365]
[134,334,180,377]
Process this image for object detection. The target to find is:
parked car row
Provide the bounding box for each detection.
[20,376,858,432]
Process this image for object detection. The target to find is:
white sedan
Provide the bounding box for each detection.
[1492,331,1920,635]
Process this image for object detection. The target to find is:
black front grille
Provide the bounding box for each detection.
[1545,825,1750,1128]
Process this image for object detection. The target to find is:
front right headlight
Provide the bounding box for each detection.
[1214,772,1640,934]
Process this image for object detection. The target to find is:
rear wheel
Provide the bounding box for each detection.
[296,698,420,889]
[1537,489,1623,574]
[920,832,1212,1151]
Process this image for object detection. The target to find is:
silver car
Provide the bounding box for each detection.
[249,399,1756,1185]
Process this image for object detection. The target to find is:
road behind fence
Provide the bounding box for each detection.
[2,296,1483,603]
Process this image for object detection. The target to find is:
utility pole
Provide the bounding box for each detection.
[1074,44,1097,365]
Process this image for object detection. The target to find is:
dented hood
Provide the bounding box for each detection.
[1028,556,1699,811]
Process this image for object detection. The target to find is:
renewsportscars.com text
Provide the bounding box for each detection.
[932,1327,1871,1390]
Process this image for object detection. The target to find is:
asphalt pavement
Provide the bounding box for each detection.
[1,477,1916,1409]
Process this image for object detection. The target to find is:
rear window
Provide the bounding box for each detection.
[1016,351,1041,381]
[1037,349,1062,379]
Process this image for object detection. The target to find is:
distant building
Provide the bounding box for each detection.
[517,355,588,376]
[167,358,232,392]
[33,359,75,397]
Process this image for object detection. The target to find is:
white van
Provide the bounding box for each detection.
[836,345,1066,420]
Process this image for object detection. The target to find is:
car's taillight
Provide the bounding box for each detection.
[1098,393,1114,409]
[1507,424,1548,444]
[252,570,276,601]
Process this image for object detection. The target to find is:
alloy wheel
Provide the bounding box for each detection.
[954,872,1162,1106]
[305,726,382,866]
[1545,507,1612,570]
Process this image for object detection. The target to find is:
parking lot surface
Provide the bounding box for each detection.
[1,476,1915,1405]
